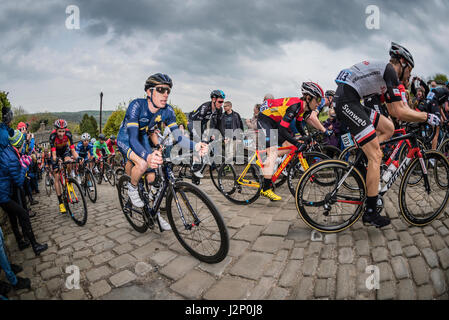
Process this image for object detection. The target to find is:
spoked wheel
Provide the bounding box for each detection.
[399,151,449,226]
[295,160,366,233]
[65,178,88,226]
[115,167,125,181]
[217,160,262,205]
[117,175,149,233]
[321,145,342,159]
[287,152,330,196]
[93,164,103,184]
[84,170,97,203]
[166,181,229,263]
[106,165,116,186]
[45,173,52,196]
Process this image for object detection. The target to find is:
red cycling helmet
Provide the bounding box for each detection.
[54,119,67,129]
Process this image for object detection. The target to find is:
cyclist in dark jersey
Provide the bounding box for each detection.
[188,90,225,142]
[49,119,80,213]
[334,42,440,228]
[257,82,328,201]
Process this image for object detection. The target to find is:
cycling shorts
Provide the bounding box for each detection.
[256,114,287,149]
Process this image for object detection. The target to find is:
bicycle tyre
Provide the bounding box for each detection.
[66,178,88,226]
[321,145,341,159]
[166,181,229,263]
[287,152,331,196]
[85,169,97,203]
[217,161,262,205]
[399,150,449,226]
[295,160,366,233]
[45,173,52,196]
[117,175,148,233]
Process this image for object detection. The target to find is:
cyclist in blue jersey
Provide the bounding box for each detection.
[117,73,208,220]
[75,133,94,163]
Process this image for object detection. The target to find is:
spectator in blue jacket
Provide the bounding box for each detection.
[0,226,31,299]
[0,116,48,256]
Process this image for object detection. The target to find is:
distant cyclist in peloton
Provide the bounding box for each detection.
[257,82,329,201]
[49,119,80,214]
[333,42,440,228]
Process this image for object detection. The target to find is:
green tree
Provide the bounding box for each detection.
[79,113,98,138]
[0,91,11,111]
[103,108,126,137]
[169,103,188,129]
[434,73,448,84]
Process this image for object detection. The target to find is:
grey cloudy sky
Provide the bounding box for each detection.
[1,0,448,118]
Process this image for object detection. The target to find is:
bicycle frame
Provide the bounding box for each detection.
[137,161,201,231]
[237,144,307,187]
[59,161,80,204]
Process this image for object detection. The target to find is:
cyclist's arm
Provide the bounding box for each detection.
[93,142,100,159]
[306,111,326,133]
[103,143,111,155]
[166,123,195,150]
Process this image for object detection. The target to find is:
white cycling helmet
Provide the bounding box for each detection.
[81,132,91,141]
[90,138,96,144]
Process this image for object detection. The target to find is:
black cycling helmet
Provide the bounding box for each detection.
[144,73,173,91]
[325,90,335,97]
[390,42,414,68]
[98,133,106,140]
[210,90,226,99]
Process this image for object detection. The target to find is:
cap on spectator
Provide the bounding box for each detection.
[17,122,27,130]
[9,129,25,148]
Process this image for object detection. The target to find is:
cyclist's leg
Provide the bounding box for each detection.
[375,113,395,143]
[257,117,282,200]
[335,100,389,227]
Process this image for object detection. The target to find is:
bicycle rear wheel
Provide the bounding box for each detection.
[217,160,262,205]
[166,181,229,263]
[66,178,88,226]
[399,151,449,226]
[105,164,116,186]
[287,152,330,196]
[295,160,366,233]
[117,175,149,233]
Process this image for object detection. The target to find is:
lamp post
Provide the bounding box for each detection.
[99,91,103,134]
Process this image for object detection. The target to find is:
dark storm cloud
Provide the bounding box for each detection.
[1,0,448,82]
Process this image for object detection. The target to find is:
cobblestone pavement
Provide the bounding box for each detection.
[1,178,449,300]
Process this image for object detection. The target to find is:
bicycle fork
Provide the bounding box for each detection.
[170,184,201,230]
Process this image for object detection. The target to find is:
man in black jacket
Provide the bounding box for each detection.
[219,101,244,140]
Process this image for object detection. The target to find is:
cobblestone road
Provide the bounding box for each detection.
[1,178,449,300]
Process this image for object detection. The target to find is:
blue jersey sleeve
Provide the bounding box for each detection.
[127,100,151,160]
[75,141,83,153]
[164,106,195,150]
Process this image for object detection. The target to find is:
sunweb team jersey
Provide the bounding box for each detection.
[426,87,449,106]
[335,61,403,104]
[117,98,194,161]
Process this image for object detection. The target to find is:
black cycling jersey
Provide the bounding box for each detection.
[427,87,449,106]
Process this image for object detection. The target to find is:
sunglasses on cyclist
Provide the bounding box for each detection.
[216,100,224,104]
[154,87,171,95]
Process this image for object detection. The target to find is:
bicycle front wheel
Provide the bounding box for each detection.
[295,160,366,233]
[45,173,52,196]
[66,178,88,226]
[166,181,229,264]
[85,170,97,203]
[217,161,262,205]
[399,151,449,226]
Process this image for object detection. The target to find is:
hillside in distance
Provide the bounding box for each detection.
[47,110,114,126]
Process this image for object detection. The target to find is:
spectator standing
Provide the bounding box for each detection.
[246,104,261,130]
[218,101,244,141]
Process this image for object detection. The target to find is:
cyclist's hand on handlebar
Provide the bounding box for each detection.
[147,150,163,169]
[195,142,209,157]
[324,130,333,137]
[427,113,440,126]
